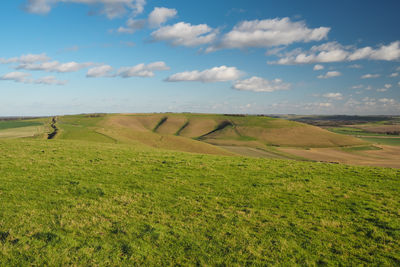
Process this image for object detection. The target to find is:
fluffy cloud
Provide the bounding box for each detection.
[17,61,94,73]
[87,62,169,78]
[361,73,380,79]
[151,22,218,47]
[24,0,146,19]
[117,6,176,34]
[323,92,343,100]
[318,102,332,108]
[166,66,241,82]
[232,76,290,92]
[317,71,341,79]
[0,53,50,64]
[379,98,397,105]
[313,64,324,71]
[0,72,31,83]
[34,76,68,85]
[86,65,114,77]
[117,19,146,33]
[271,41,400,65]
[389,72,398,77]
[117,61,169,78]
[0,71,66,85]
[208,17,329,52]
[148,7,177,28]
[352,85,363,89]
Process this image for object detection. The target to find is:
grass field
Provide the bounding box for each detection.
[0,120,42,130]
[0,139,399,265]
[361,137,400,146]
[328,127,388,136]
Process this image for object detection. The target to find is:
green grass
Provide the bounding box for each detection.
[57,124,116,143]
[328,127,389,136]
[0,139,399,265]
[342,145,382,152]
[361,137,400,146]
[0,120,42,130]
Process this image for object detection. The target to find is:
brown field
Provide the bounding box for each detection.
[279,145,400,168]
[352,124,400,134]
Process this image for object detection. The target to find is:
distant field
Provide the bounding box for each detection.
[327,127,389,136]
[0,139,399,265]
[280,145,400,168]
[0,120,42,130]
[361,137,400,146]
[0,125,45,138]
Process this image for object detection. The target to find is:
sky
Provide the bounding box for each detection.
[0,0,399,116]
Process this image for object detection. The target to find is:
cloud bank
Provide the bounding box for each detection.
[24,0,146,18]
[166,66,241,82]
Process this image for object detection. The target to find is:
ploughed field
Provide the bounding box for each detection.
[0,114,399,265]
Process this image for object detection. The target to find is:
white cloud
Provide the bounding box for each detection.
[116,61,169,78]
[232,76,290,92]
[318,102,332,108]
[272,42,349,64]
[271,41,400,65]
[0,53,50,64]
[313,64,324,71]
[148,7,177,28]
[323,92,343,100]
[369,41,400,60]
[87,62,169,78]
[398,81,400,87]
[385,84,392,89]
[208,17,329,52]
[166,66,242,82]
[317,71,341,79]
[352,84,363,89]
[389,72,398,77]
[379,98,396,105]
[86,65,114,77]
[24,0,146,19]
[17,61,93,73]
[0,72,31,83]
[377,88,387,92]
[0,71,66,85]
[117,19,146,34]
[151,22,218,47]
[34,76,68,85]
[361,73,380,79]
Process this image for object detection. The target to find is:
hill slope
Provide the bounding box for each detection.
[53,113,365,152]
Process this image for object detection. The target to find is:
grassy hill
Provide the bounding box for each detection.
[50,113,365,156]
[0,138,399,265]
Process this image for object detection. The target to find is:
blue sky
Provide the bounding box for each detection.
[0,0,399,116]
